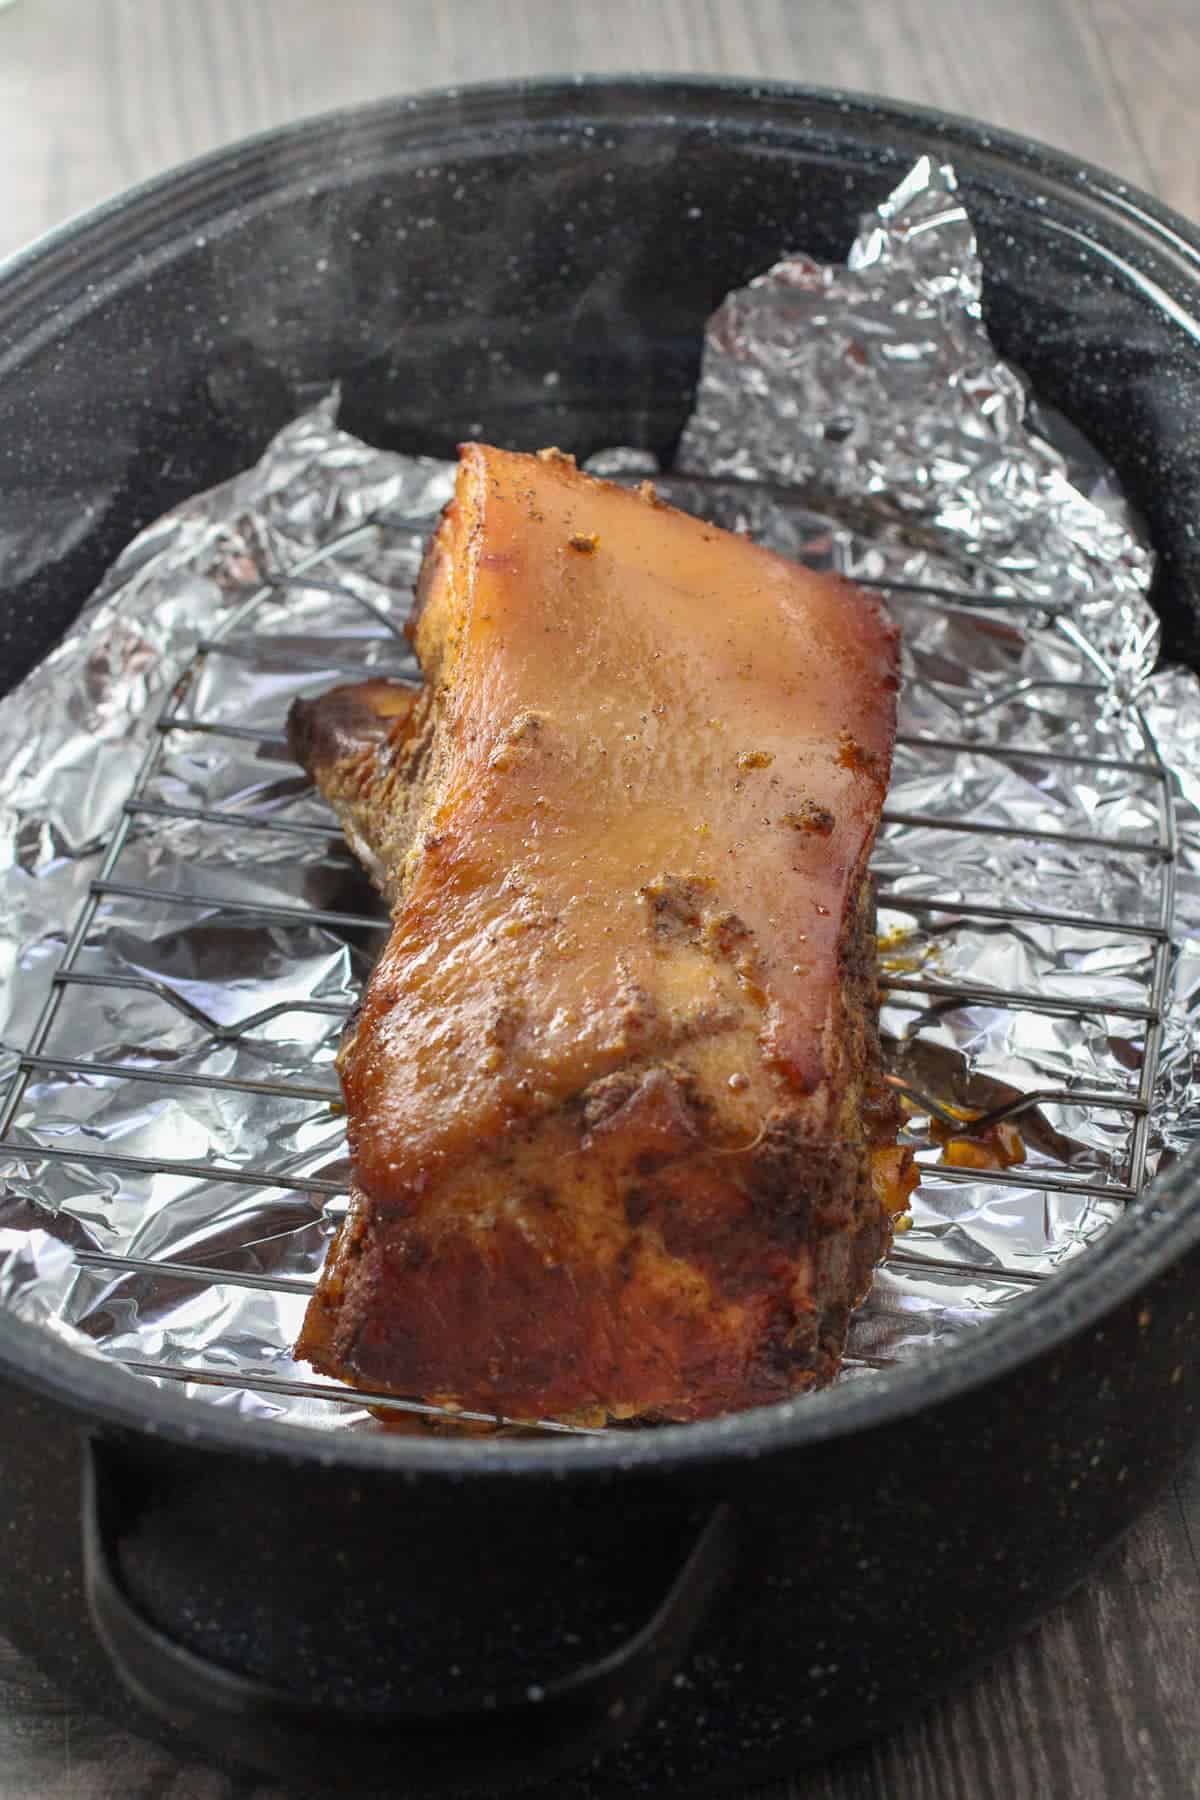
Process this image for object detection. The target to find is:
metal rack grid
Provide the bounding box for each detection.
[0,516,1179,1436]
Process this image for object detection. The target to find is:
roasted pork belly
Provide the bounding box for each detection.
[290,445,906,1423]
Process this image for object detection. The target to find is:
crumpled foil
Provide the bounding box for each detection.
[1,156,1198,1432]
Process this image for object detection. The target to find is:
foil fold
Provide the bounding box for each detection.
[1,157,1198,1429]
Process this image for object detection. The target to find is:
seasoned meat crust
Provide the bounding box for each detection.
[290,445,905,1423]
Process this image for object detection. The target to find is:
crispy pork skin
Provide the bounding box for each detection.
[290,446,904,1423]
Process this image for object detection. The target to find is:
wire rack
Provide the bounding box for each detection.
[0,512,1179,1437]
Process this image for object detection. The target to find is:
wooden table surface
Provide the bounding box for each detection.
[2,1,1200,1796]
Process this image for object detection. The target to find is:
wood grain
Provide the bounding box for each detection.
[0,0,1197,262]
[1,1,1199,1796]
[1071,0,1200,222]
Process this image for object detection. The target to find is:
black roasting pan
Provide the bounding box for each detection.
[0,78,1198,1796]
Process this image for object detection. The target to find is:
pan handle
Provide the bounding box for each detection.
[81,1435,737,1792]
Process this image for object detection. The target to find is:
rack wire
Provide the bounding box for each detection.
[0,513,1179,1437]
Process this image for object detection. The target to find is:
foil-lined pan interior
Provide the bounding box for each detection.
[0,157,1197,1436]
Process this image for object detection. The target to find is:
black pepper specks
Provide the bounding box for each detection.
[782,801,835,836]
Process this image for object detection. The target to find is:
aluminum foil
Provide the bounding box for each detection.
[1,155,1198,1432]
